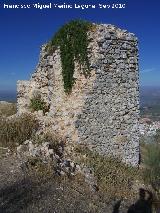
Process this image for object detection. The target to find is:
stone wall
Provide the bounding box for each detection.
[17,23,139,166]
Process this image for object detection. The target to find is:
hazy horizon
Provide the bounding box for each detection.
[1,85,160,102]
[0,90,17,102]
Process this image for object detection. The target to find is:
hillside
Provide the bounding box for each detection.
[140,86,160,120]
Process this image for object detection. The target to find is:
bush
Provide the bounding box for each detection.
[140,134,160,210]
[154,129,160,145]
[143,142,160,195]
[30,94,49,114]
[74,145,142,200]
[0,114,39,149]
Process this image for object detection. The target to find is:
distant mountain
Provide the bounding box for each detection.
[0,90,16,102]
[140,86,160,120]
[140,86,160,107]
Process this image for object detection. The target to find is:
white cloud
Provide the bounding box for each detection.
[141,68,155,73]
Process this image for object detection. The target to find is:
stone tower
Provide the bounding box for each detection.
[17,23,139,166]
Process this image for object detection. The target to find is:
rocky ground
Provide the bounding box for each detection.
[0,102,156,213]
[0,154,125,213]
[0,151,146,211]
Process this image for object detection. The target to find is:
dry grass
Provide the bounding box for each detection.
[0,102,16,117]
[32,131,64,155]
[140,139,160,209]
[0,114,39,149]
[26,156,54,181]
[74,144,142,201]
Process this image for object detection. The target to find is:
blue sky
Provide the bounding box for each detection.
[0,0,160,92]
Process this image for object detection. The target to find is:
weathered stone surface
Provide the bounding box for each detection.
[17,23,139,166]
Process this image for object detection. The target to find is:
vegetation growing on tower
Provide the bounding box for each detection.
[46,20,92,93]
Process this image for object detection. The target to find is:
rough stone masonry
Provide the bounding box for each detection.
[17,23,140,166]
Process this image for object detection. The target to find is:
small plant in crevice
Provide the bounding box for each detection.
[46,20,93,93]
[30,94,49,114]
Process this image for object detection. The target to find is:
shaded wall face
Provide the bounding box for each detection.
[17,25,139,166]
[76,26,139,166]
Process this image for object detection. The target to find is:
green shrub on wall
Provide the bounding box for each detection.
[46,20,92,93]
[30,94,48,114]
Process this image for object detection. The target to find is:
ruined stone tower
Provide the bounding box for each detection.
[17,23,139,166]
